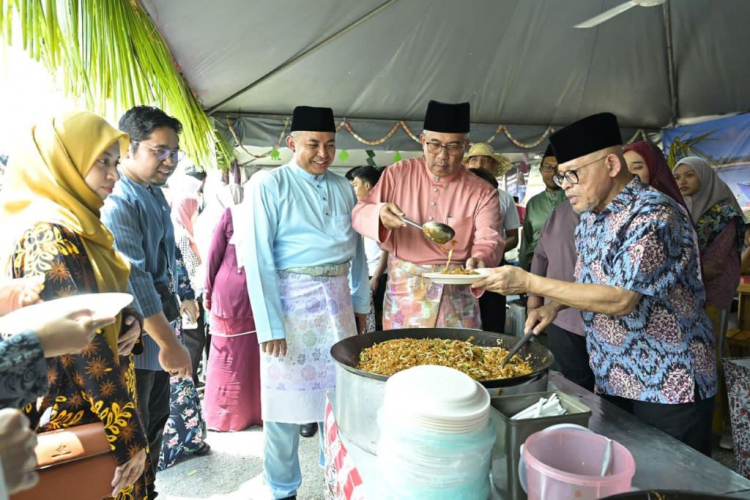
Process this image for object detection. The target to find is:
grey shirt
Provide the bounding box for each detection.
[530,200,585,336]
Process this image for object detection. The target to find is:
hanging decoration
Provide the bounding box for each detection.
[392,151,403,162]
[228,116,649,156]
[339,150,350,162]
[365,150,376,167]
[228,117,289,162]
[399,121,422,143]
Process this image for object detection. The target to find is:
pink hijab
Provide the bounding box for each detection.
[171,195,201,263]
[624,141,687,211]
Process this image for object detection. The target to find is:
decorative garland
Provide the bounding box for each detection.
[227,118,289,162]
[343,121,402,146]
[226,117,649,153]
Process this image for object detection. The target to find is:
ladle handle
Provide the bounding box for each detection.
[501,330,534,368]
[400,217,423,231]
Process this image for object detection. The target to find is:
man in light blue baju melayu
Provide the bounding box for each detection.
[237,106,369,500]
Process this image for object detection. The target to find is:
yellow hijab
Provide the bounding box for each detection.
[0,111,131,356]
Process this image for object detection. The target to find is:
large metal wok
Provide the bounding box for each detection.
[330,328,555,454]
[331,328,555,388]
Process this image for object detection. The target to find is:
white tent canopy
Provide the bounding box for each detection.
[145,0,750,152]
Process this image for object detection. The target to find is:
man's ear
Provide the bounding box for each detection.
[286,135,296,153]
[607,153,624,178]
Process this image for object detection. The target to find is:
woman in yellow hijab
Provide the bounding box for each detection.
[0,111,150,499]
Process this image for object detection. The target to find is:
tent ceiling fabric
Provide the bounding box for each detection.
[145,0,750,140]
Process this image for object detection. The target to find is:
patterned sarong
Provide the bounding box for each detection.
[261,264,357,423]
[383,256,481,330]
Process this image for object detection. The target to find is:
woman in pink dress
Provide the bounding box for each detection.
[203,195,263,431]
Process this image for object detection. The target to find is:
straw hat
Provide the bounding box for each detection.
[462,143,513,177]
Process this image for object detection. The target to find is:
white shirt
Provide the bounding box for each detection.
[364,237,382,276]
[498,187,521,238]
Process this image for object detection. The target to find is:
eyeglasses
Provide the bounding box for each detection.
[135,142,185,164]
[553,155,608,187]
[424,141,465,156]
[540,165,557,173]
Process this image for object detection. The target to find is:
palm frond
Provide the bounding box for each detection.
[666,131,716,169]
[0,0,234,169]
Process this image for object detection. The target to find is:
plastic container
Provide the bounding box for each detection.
[377,412,496,499]
[376,366,496,499]
[489,390,592,499]
[523,427,635,500]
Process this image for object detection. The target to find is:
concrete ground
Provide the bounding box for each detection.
[155,426,325,500]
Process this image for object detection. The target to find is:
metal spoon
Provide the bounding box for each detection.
[500,330,534,369]
[400,217,456,245]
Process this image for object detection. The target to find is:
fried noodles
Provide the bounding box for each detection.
[358,337,533,381]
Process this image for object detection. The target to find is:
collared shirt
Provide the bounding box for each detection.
[242,162,369,343]
[101,172,176,371]
[498,187,521,239]
[364,237,382,277]
[352,158,503,266]
[575,177,717,404]
[530,200,585,336]
[518,188,568,270]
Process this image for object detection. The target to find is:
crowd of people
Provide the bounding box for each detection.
[0,100,747,500]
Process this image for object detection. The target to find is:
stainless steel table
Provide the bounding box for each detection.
[550,373,750,497]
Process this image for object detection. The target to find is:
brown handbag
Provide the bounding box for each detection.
[11,423,117,500]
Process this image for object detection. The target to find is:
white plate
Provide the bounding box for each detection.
[423,268,491,285]
[0,293,133,334]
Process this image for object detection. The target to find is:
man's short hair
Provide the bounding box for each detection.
[352,166,382,187]
[469,168,499,189]
[345,167,359,181]
[119,106,182,143]
[184,164,207,181]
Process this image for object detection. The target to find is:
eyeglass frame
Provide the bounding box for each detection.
[423,139,466,157]
[553,154,609,187]
[132,141,185,164]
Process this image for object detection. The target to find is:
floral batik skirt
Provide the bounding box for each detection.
[158,328,208,471]
[382,256,482,330]
[261,264,357,424]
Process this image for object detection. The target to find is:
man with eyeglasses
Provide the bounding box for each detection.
[101,106,193,489]
[518,144,567,271]
[236,106,368,500]
[474,113,716,455]
[352,100,502,330]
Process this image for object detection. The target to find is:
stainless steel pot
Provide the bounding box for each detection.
[330,328,555,455]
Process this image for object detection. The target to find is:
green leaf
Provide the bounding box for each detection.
[393,151,402,162]
[0,0,235,169]
[339,149,350,162]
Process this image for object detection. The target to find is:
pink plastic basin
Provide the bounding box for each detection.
[523,429,636,500]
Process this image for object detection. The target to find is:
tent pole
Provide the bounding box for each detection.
[206,0,400,115]
[663,0,679,127]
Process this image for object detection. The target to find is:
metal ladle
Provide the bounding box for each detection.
[400,217,456,245]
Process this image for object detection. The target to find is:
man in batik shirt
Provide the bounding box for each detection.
[475,113,716,456]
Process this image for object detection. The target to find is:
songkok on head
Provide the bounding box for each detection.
[423,100,470,134]
[290,106,336,133]
[549,112,622,164]
[542,144,555,160]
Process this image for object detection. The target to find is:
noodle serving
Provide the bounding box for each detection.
[358,337,533,381]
